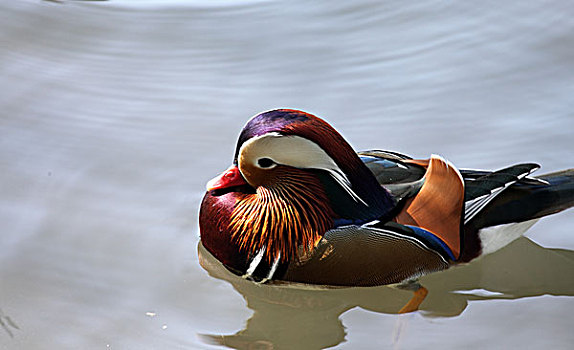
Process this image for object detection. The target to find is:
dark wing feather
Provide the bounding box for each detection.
[466,168,574,229]
[358,150,426,201]
[463,163,540,224]
[359,149,413,161]
[460,168,549,185]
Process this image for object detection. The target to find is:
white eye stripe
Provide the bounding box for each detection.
[238,133,368,206]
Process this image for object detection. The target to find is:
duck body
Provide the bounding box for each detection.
[200,109,574,287]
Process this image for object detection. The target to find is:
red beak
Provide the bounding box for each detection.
[206,165,248,191]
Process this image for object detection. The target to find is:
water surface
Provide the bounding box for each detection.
[1,0,573,349]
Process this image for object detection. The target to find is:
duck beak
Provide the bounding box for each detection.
[206,165,248,191]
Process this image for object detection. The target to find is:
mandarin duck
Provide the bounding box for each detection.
[199,109,574,289]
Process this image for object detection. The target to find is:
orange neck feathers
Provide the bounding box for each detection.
[229,167,334,263]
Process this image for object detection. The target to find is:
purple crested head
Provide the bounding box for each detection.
[233,109,311,162]
[230,108,396,222]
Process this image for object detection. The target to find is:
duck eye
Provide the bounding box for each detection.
[257,158,275,168]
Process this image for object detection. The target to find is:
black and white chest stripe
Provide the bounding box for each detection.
[242,247,282,283]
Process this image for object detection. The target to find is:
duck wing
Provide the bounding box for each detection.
[281,221,450,287]
[462,163,541,224]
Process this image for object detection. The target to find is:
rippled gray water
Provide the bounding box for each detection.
[1,0,573,349]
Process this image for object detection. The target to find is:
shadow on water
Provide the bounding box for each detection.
[197,237,574,349]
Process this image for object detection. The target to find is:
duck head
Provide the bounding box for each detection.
[200,109,395,265]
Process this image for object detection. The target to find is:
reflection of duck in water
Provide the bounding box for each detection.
[199,109,574,311]
[198,239,574,349]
